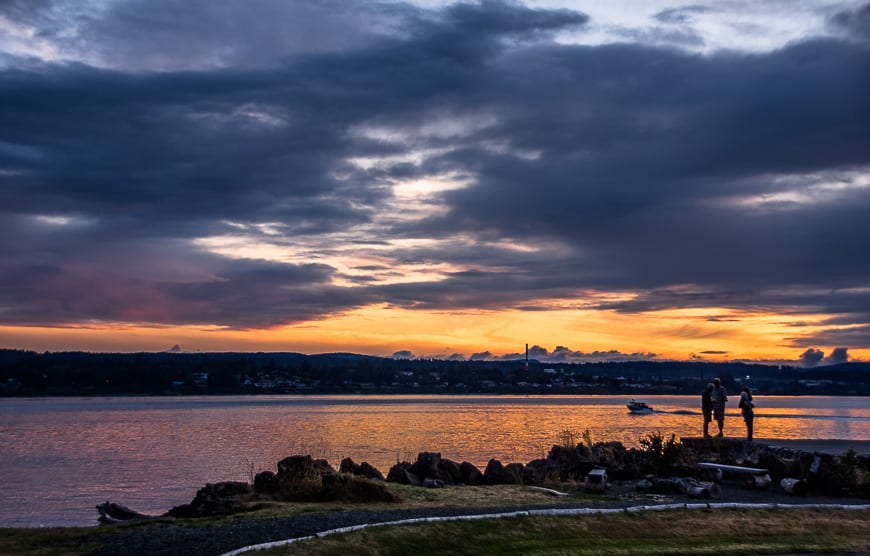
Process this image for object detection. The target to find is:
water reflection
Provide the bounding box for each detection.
[0,395,867,527]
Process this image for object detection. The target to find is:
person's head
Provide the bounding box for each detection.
[742,386,751,394]
[706,383,714,391]
[714,378,721,386]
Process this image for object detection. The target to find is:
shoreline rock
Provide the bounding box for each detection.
[97,438,870,523]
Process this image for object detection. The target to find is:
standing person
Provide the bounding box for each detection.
[711,377,728,437]
[739,386,754,441]
[701,383,714,438]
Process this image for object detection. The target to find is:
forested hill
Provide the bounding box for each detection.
[1,349,868,396]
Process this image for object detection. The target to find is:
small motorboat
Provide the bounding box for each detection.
[626,399,654,414]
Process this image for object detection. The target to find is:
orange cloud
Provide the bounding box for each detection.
[2,304,864,363]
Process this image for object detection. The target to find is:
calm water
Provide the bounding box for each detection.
[1,394,868,527]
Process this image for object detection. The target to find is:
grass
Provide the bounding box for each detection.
[197,483,598,522]
[0,525,109,556]
[0,484,591,554]
[1,485,867,555]
[260,508,870,555]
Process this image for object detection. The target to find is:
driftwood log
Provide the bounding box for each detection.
[96,501,154,524]
[697,462,772,489]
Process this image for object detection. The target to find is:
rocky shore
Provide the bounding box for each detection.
[92,437,870,555]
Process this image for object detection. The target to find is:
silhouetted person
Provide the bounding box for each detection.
[711,377,728,437]
[739,386,754,441]
[701,383,714,438]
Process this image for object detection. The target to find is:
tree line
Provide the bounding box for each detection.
[1,349,867,396]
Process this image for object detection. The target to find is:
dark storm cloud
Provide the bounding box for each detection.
[831,1,870,42]
[1,0,869,353]
[0,0,399,71]
[0,213,366,327]
[789,326,870,349]
[0,0,589,328]
[435,40,870,254]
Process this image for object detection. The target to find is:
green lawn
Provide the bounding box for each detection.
[263,508,870,555]
[1,485,868,556]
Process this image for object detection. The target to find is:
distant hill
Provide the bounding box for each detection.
[0,349,867,396]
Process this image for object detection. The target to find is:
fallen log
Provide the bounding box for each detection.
[96,501,154,524]
[746,473,772,489]
[526,486,569,497]
[686,479,722,499]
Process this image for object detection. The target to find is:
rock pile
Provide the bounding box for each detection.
[97,439,869,523]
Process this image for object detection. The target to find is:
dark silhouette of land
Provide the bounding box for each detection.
[1,349,868,396]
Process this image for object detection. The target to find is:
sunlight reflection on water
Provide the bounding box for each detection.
[0,395,867,527]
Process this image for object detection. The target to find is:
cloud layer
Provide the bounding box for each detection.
[1,0,868,360]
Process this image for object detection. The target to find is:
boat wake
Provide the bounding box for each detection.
[647,409,869,422]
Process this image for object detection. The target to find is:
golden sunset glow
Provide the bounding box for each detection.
[2,305,865,363]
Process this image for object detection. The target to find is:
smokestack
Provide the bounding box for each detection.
[525,343,529,368]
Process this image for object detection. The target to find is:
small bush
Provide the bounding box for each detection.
[639,432,687,475]
[559,429,577,450]
[828,449,870,496]
[557,428,593,452]
[581,429,594,452]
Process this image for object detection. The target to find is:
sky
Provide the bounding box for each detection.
[1,0,869,365]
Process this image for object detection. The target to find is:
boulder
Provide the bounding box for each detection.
[386,461,417,485]
[459,461,484,485]
[253,470,278,494]
[410,452,454,485]
[529,445,594,483]
[320,473,399,502]
[167,481,254,518]
[591,442,643,480]
[277,455,335,478]
[386,452,468,486]
[484,459,520,484]
[275,455,336,500]
[339,457,386,481]
[505,463,525,484]
[439,457,463,484]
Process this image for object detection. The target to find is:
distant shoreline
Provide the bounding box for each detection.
[2,391,869,398]
[3,350,869,396]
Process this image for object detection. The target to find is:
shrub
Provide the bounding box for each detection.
[559,429,576,451]
[639,432,689,475]
[828,449,870,497]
